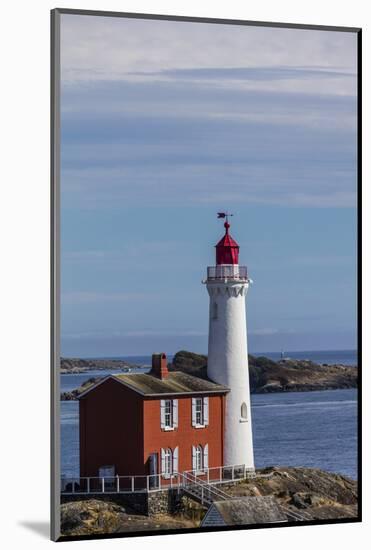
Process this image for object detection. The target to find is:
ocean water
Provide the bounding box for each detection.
[61,369,358,480]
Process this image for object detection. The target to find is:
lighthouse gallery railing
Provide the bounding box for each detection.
[207,265,248,280]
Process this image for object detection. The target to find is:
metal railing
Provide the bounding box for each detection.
[181,472,232,506]
[61,464,255,496]
[184,464,256,484]
[61,473,182,495]
[280,505,313,522]
[207,265,248,281]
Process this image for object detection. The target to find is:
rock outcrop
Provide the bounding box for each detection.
[171,350,357,393]
[60,358,141,374]
[224,466,358,520]
[60,499,197,536]
[60,350,357,399]
[59,467,358,536]
[60,377,102,401]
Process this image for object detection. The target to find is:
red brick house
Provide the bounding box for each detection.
[78,353,229,482]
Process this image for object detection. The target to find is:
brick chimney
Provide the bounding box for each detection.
[150,353,169,380]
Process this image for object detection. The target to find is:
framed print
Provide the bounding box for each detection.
[51,8,361,542]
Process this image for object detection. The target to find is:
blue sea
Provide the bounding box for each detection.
[60,350,358,480]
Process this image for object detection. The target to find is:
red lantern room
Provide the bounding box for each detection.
[215,220,240,265]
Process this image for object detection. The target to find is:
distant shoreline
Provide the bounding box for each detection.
[60,351,357,400]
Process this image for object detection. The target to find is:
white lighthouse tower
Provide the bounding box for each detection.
[204,215,255,470]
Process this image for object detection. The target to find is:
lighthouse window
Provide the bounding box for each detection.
[212,302,218,320]
[241,402,248,420]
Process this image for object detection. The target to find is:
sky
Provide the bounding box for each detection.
[60,14,358,358]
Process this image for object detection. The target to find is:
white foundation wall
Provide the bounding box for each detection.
[206,279,255,469]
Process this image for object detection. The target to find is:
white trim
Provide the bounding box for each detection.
[194,396,206,428]
[173,399,178,428]
[162,398,175,431]
[161,448,165,476]
[162,447,172,479]
[203,396,209,426]
[160,399,166,429]
[194,444,203,473]
[173,446,179,473]
[204,443,209,469]
[192,445,196,470]
[191,398,196,427]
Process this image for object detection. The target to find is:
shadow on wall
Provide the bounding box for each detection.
[18,521,50,539]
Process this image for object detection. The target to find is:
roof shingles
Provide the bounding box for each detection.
[114,371,229,396]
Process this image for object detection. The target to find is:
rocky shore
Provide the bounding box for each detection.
[60,466,358,537]
[61,377,102,401]
[60,350,357,400]
[172,350,358,393]
[60,357,142,374]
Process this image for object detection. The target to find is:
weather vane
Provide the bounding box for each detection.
[217,211,234,223]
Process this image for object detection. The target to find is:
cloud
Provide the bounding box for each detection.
[60,14,357,88]
[60,78,356,210]
[133,66,355,81]
[59,15,357,212]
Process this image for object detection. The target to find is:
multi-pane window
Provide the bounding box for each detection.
[164,448,172,476]
[160,399,178,430]
[195,445,203,471]
[192,397,209,428]
[195,398,203,425]
[192,444,208,472]
[164,399,172,428]
[161,447,179,477]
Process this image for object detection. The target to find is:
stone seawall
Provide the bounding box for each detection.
[61,488,182,516]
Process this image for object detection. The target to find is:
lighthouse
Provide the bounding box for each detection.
[204,215,255,470]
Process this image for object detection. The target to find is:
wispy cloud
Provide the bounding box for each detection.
[61,15,356,90]
[61,84,356,210]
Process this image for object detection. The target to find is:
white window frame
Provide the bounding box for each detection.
[192,443,209,474]
[164,399,173,428]
[195,445,203,472]
[162,447,172,478]
[195,398,203,426]
[192,397,209,428]
[161,399,178,431]
[161,447,178,478]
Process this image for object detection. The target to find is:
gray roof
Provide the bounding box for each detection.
[201,497,287,527]
[114,371,229,396]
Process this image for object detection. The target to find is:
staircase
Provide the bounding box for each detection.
[181,472,233,506]
[280,504,313,521]
[181,473,313,522]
